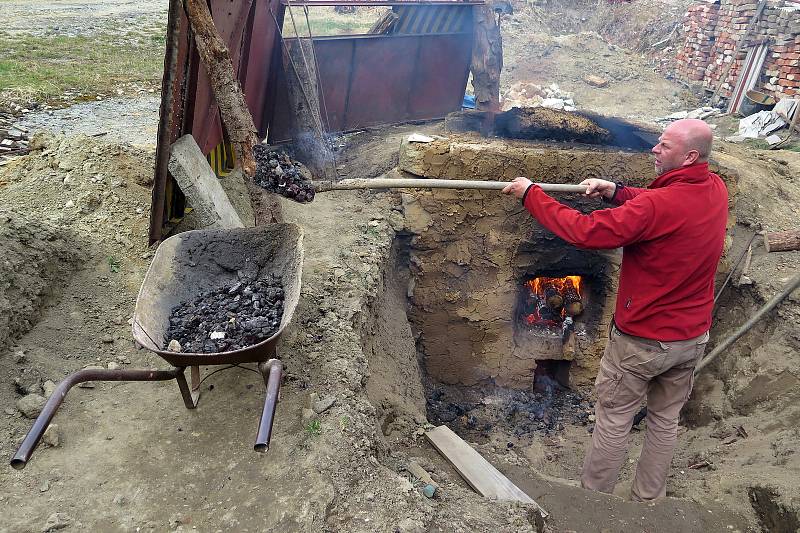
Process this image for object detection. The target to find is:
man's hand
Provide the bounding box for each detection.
[580,178,616,199]
[502,177,533,199]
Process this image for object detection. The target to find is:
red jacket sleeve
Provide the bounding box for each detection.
[610,185,648,206]
[523,185,656,249]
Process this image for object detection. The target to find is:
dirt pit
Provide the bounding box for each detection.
[2,125,800,532]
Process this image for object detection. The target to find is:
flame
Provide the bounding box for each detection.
[526,276,583,298]
[522,275,583,327]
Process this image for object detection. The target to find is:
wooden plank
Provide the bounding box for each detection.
[425,425,548,518]
[712,0,766,104]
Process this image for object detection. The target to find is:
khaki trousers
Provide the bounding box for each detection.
[581,324,708,501]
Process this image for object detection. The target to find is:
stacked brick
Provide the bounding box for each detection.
[675,0,800,100]
[675,1,721,82]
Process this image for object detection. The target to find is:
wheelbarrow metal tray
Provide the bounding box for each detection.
[133,224,304,366]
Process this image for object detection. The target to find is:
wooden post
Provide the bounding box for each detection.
[764,229,800,253]
[184,0,281,224]
[470,4,503,113]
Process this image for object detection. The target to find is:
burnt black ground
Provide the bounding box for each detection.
[426,377,593,441]
[164,274,284,353]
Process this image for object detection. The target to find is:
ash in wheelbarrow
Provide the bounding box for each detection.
[11,224,303,469]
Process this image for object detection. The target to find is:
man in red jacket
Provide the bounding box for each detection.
[502,119,727,501]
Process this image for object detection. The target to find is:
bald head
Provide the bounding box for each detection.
[668,118,713,159]
[652,118,714,174]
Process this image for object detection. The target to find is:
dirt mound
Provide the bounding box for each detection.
[0,131,155,257]
[0,210,80,349]
[494,106,612,144]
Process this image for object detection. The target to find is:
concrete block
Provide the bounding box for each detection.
[168,134,245,230]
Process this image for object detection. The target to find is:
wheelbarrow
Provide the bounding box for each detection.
[10,224,303,469]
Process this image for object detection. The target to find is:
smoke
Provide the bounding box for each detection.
[292,131,336,180]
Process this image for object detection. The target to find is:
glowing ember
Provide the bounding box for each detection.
[522,276,584,328]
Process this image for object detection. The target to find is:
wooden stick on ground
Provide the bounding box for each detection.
[764,229,800,253]
[425,425,548,521]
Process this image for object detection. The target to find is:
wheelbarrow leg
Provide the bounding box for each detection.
[11,366,189,470]
[254,359,283,452]
[190,365,201,406]
[175,366,200,409]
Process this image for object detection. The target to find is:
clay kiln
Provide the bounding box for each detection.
[398,124,653,390]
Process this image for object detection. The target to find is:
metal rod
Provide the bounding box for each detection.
[10,367,187,470]
[254,360,283,452]
[714,232,758,305]
[634,273,800,428]
[314,178,588,194]
[694,272,800,375]
[149,0,182,245]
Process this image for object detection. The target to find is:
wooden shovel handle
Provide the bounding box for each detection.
[314,178,587,194]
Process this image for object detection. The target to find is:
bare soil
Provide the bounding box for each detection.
[2,1,800,532]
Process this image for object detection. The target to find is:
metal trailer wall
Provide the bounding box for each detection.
[151,0,481,243]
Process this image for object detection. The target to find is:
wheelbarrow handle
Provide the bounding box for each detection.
[313,178,588,194]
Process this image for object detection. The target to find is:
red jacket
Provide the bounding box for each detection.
[523,162,728,341]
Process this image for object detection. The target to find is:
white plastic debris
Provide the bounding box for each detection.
[209,331,226,340]
[737,110,786,139]
[657,107,721,123]
[540,98,566,110]
[408,133,434,143]
[774,98,799,121]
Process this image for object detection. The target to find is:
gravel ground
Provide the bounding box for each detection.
[15,96,160,148]
[0,0,166,37]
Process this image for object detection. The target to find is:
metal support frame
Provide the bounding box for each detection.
[10,367,193,470]
[255,359,283,452]
[10,360,285,469]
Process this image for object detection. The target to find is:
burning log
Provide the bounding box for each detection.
[764,229,800,253]
[543,284,564,312]
[535,298,561,325]
[563,278,583,317]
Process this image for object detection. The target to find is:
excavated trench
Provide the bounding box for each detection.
[358,128,800,530]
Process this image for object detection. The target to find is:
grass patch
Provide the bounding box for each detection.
[0,31,165,105]
[305,419,322,437]
[107,256,121,273]
[282,7,386,37]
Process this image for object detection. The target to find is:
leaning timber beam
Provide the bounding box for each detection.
[184,0,281,224]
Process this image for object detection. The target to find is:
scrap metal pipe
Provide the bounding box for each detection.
[10,367,190,470]
[694,272,800,375]
[313,178,588,194]
[633,273,800,428]
[254,359,283,452]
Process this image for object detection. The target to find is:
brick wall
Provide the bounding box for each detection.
[675,0,800,99]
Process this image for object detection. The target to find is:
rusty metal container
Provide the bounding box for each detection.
[133,224,303,366]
